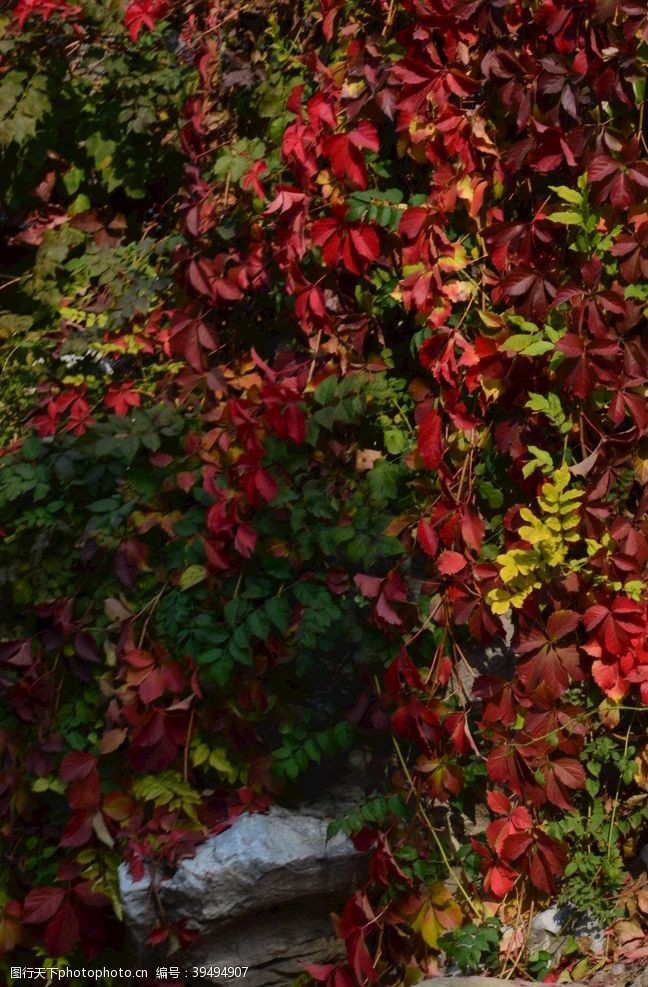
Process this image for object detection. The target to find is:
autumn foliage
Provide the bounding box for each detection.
[1,0,648,983]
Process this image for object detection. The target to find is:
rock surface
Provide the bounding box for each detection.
[119,803,370,986]
[420,963,648,987]
[419,980,585,987]
[528,903,605,960]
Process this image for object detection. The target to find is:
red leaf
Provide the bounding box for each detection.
[501,268,555,320]
[348,225,380,262]
[400,207,428,240]
[546,609,580,640]
[461,509,484,553]
[67,770,101,812]
[99,727,127,754]
[234,523,257,558]
[343,224,379,274]
[488,862,517,897]
[23,887,66,925]
[104,383,140,416]
[375,591,402,626]
[166,309,219,372]
[323,123,379,189]
[486,790,511,816]
[304,964,336,981]
[516,619,583,698]
[418,410,443,469]
[501,831,534,860]
[72,881,109,909]
[59,811,94,848]
[417,519,439,557]
[353,573,383,598]
[584,598,644,656]
[552,757,586,789]
[124,0,168,42]
[60,752,96,783]
[529,835,567,894]
[44,899,80,956]
[320,0,344,41]
[588,155,619,182]
[437,550,467,575]
[254,469,278,503]
[591,658,628,701]
[384,649,424,694]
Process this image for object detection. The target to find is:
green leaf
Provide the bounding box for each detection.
[521,339,556,356]
[478,480,504,509]
[265,596,290,633]
[314,375,338,405]
[0,71,51,146]
[549,185,582,205]
[384,427,407,454]
[179,564,207,591]
[20,436,42,461]
[89,498,121,513]
[502,335,553,355]
[550,211,582,226]
[625,283,648,300]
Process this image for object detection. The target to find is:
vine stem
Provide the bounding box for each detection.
[504,899,534,980]
[137,583,168,648]
[499,886,523,976]
[382,0,396,36]
[606,716,634,861]
[306,328,323,386]
[390,732,480,917]
[183,705,196,784]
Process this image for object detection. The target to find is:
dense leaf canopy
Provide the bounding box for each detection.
[0,0,647,983]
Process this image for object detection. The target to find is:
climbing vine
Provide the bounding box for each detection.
[1,0,648,984]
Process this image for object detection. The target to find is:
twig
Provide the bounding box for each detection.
[500,887,523,976]
[137,584,168,647]
[183,705,196,784]
[306,328,323,385]
[607,716,634,861]
[390,731,480,916]
[504,899,534,980]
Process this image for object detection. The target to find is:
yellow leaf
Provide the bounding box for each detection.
[518,524,545,545]
[598,699,620,729]
[191,742,210,767]
[420,907,442,948]
[499,562,519,583]
[544,516,562,532]
[571,958,592,980]
[561,514,580,530]
[209,748,238,783]
[92,811,115,849]
[635,744,648,790]
[179,564,207,591]
[487,588,513,615]
[480,377,505,399]
[633,455,648,485]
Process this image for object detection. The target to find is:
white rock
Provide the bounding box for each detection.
[119,804,370,986]
[531,905,564,935]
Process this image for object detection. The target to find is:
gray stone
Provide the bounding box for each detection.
[528,903,605,959]
[420,980,516,987]
[119,803,370,986]
[419,980,587,987]
[531,905,563,936]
